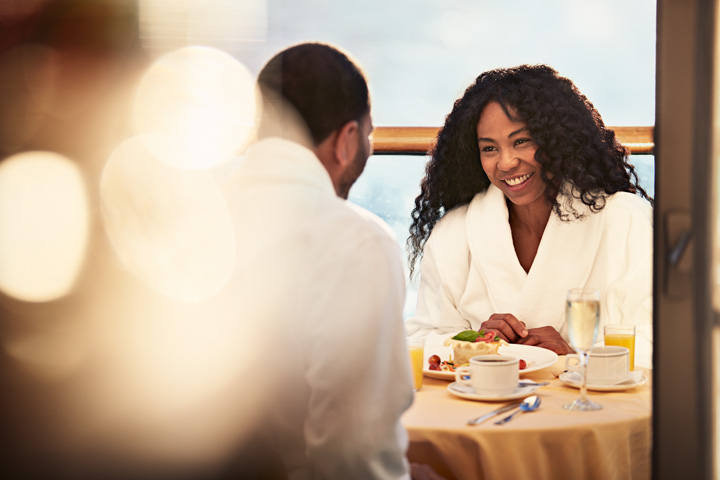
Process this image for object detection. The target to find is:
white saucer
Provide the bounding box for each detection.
[447,382,542,402]
[559,370,647,391]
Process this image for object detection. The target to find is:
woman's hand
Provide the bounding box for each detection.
[515,326,575,354]
[480,313,528,343]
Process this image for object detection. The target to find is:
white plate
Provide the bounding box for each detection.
[424,344,558,380]
[424,368,458,381]
[559,370,647,391]
[447,381,542,402]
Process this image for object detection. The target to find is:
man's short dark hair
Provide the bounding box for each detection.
[257,42,370,145]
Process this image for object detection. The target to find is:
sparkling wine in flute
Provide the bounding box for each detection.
[564,288,602,411]
[566,299,600,351]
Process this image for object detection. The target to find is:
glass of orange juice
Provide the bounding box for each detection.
[603,324,636,370]
[407,337,424,391]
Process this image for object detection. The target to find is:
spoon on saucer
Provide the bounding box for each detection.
[518,380,549,387]
[494,395,541,425]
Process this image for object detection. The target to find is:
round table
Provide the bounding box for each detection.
[402,357,651,480]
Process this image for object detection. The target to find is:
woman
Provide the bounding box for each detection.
[405,65,653,366]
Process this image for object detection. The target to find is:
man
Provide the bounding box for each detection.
[223,42,414,479]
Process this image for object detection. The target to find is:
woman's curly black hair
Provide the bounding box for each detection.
[407,64,652,278]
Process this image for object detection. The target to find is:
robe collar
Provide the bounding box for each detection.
[465,183,604,326]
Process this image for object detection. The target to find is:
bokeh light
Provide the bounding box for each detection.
[100,135,236,302]
[133,46,259,170]
[0,151,89,302]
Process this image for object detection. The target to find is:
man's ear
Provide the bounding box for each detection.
[333,120,359,167]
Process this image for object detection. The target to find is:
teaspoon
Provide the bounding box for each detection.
[494,395,541,425]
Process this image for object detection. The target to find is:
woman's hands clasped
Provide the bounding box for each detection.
[517,326,575,355]
[480,313,574,355]
[480,313,528,343]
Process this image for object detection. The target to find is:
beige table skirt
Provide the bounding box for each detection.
[402,357,651,480]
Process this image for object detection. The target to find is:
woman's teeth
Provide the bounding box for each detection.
[504,173,532,186]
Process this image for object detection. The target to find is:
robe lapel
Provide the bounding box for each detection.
[466,185,527,313]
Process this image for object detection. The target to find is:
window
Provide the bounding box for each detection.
[138,0,657,318]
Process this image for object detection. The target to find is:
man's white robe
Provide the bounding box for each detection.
[224,138,414,479]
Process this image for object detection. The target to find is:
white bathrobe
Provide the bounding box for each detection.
[223,138,413,479]
[406,184,653,368]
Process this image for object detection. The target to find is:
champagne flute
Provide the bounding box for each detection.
[563,288,603,411]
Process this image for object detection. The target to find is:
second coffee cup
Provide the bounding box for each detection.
[565,345,630,385]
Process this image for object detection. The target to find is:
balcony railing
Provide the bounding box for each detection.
[373,126,654,155]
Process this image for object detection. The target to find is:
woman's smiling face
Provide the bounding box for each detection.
[476,101,548,209]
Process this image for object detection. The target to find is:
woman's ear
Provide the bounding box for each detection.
[333,119,359,166]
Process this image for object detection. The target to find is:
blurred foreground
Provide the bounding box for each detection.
[0,1,283,477]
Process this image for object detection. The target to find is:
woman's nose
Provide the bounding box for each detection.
[498,150,520,170]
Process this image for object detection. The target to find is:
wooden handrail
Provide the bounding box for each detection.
[373,126,654,155]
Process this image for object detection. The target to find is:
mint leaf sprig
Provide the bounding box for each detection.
[451,330,479,342]
[451,329,501,342]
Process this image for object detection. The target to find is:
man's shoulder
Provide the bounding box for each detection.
[344,202,397,241]
[307,201,404,285]
[312,201,404,272]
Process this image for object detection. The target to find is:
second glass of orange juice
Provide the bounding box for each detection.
[603,324,636,370]
[407,337,425,391]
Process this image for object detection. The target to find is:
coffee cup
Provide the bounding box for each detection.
[565,345,630,385]
[454,355,519,395]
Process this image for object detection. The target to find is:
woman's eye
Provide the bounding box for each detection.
[515,138,533,147]
[480,145,497,153]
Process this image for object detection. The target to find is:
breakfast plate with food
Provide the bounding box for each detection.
[422,330,559,380]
